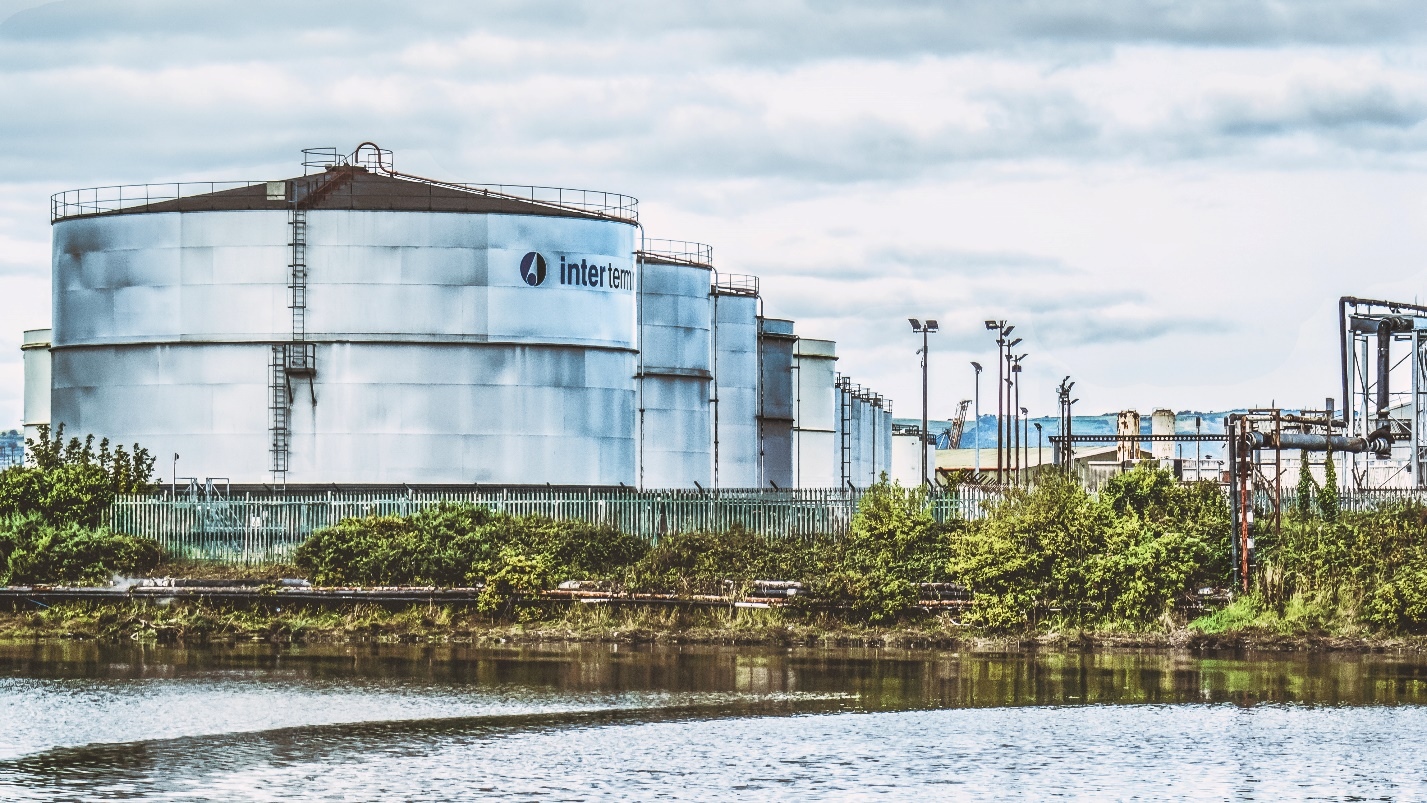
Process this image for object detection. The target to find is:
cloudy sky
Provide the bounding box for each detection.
[4,0,1427,427]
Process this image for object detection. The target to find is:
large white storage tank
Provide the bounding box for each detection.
[636,240,713,488]
[49,146,639,486]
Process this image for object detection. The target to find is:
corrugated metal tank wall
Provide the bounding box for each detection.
[792,338,836,488]
[51,206,638,485]
[711,282,759,488]
[636,251,713,488]
[757,317,795,489]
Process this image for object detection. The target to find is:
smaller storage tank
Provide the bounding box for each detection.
[757,317,796,489]
[711,275,760,488]
[1151,408,1176,460]
[21,329,51,445]
[636,240,713,488]
[792,338,837,488]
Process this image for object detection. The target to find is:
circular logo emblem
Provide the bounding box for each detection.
[519,252,548,286]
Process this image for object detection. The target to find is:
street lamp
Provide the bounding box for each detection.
[910,318,939,487]
[1010,352,1026,485]
[1023,406,1031,481]
[1033,421,1043,477]
[970,361,983,477]
[986,320,1018,485]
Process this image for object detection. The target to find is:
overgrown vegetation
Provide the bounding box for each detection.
[1244,471,1427,635]
[294,505,648,612]
[948,467,1229,632]
[290,467,1231,629]
[0,425,162,585]
[7,444,1426,641]
[0,424,156,527]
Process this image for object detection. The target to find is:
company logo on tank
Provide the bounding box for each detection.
[519,252,548,286]
[519,251,633,292]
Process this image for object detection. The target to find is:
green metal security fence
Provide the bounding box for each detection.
[109,486,1003,565]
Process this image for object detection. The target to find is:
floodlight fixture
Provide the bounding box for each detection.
[909,318,922,330]
[925,319,939,331]
[984,320,999,330]
[971,361,982,372]
[1009,338,1023,347]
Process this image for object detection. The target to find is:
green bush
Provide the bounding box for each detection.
[1259,501,1427,634]
[628,526,826,597]
[294,503,649,610]
[948,465,1229,632]
[0,424,156,527]
[0,514,162,585]
[806,476,956,623]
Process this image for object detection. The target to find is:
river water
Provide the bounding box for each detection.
[2,642,1426,801]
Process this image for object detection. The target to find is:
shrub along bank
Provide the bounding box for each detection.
[288,464,1426,637]
[6,450,1427,641]
[0,425,163,585]
[290,466,1235,631]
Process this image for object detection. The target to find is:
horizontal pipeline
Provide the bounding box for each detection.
[1245,432,1389,453]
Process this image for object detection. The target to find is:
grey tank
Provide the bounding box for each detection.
[51,178,639,485]
[636,245,713,489]
[711,279,759,488]
[757,317,795,489]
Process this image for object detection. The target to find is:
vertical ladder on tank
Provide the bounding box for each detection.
[268,204,317,487]
[837,374,853,490]
[269,345,290,483]
[289,207,308,346]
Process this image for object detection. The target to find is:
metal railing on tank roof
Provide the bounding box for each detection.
[52,179,639,224]
[441,182,638,224]
[713,273,759,296]
[51,182,269,222]
[638,239,713,267]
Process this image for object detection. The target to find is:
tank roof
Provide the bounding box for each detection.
[52,167,638,224]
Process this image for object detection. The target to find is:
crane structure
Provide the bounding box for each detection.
[947,399,972,449]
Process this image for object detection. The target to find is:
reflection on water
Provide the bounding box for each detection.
[3,642,1427,800]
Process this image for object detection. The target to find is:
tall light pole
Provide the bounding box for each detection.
[1011,353,1026,486]
[909,318,939,487]
[1020,406,1029,486]
[986,320,1018,485]
[1034,421,1043,476]
[1195,415,1203,482]
[971,362,983,477]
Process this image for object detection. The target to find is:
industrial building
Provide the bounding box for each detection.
[23,144,892,489]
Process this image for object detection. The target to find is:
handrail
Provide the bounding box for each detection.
[638,238,713,267]
[51,178,639,224]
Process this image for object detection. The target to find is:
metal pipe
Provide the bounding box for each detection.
[1227,415,1239,588]
[1340,297,1349,435]
[1245,431,1388,453]
[1377,319,1393,420]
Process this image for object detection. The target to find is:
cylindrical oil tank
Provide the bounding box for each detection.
[880,405,893,481]
[1151,408,1176,460]
[792,338,837,488]
[22,328,51,445]
[636,240,713,488]
[711,276,760,488]
[757,317,795,489]
[49,158,639,485]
